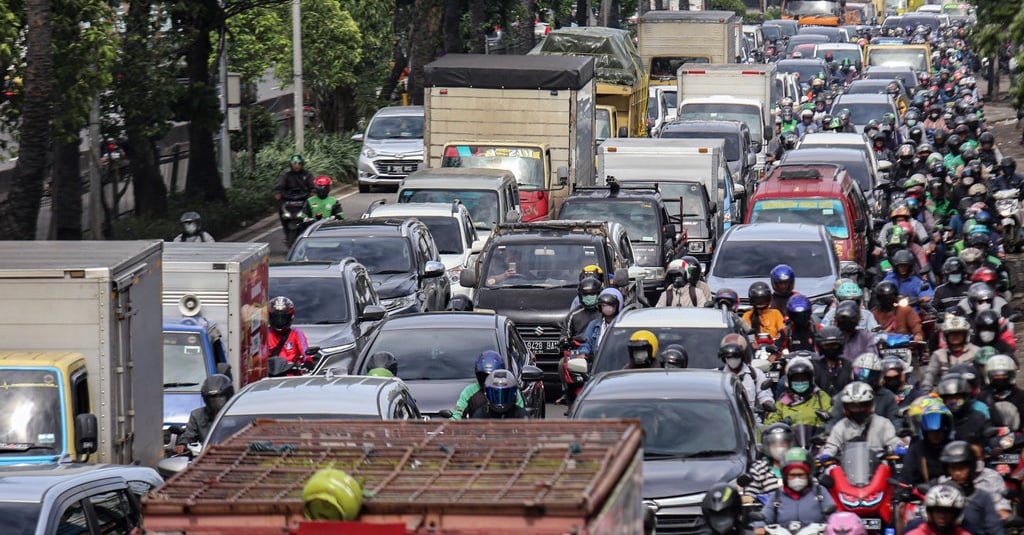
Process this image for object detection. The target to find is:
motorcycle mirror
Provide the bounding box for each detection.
[761,401,776,413]
[761,381,776,391]
[915,483,931,495]
[567,358,589,375]
[736,473,753,487]
[818,474,834,489]
[436,409,453,419]
[573,334,588,344]
[747,511,766,523]
[305,346,321,356]
[814,409,832,422]
[156,456,190,479]
[821,503,837,515]
[267,356,294,378]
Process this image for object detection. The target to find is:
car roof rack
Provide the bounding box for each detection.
[572,176,659,197]
[774,163,843,181]
[494,221,609,235]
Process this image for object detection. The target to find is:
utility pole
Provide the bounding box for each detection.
[88,95,103,238]
[219,23,231,189]
[292,0,304,154]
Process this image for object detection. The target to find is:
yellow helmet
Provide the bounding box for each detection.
[302,468,363,521]
[580,264,605,284]
[628,330,659,366]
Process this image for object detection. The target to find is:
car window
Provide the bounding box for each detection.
[750,198,849,239]
[354,269,378,311]
[269,275,351,323]
[482,243,602,288]
[163,331,212,392]
[416,216,463,255]
[593,326,731,372]
[57,500,89,535]
[89,489,138,534]
[559,200,661,244]
[367,115,423,139]
[576,399,738,457]
[289,237,413,274]
[361,327,501,380]
[71,369,89,416]
[712,239,833,278]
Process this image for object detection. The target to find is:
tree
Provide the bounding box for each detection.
[406,0,445,106]
[2,0,53,240]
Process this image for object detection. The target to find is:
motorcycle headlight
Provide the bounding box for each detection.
[381,294,418,312]
[362,147,378,158]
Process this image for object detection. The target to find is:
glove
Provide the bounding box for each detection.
[894,445,908,456]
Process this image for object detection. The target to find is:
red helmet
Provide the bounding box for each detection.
[269,296,296,331]
[970,266,998,285]
[314,175,332,187]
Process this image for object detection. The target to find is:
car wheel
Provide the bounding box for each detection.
[358,182,370,193]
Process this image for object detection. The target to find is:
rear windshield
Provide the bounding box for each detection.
[399,189,500,230]
[361,327,500,380]
[416,216,464,255]
[776,62,827,84]
[288,237,413,275]
[750,198,849,239]
[838,102,895,127]
[659,130,741,162]
[593,326,730,372]
[868,48,927,71]
[678,103,762,144]
[560,199,660,244]
[712,239,833,278]
[269,275,351,324]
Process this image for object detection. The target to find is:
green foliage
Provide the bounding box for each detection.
[50,0,117,142]
[711,0,748,17]
[764,7,781,19]
[340,0,394,120]
[743,11,766,23]
[276,0,363,90]
[227,5,289,82]
[229,104,276,153]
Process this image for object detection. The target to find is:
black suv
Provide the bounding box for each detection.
[288,218,451,315]
[459,221,638,387]
[558,182,681,303]
[268,259,387,373]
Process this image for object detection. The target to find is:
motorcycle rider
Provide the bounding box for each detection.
[451,351,524,420]
[923,316,980,390]
[938,440,1012,528]
[871,281,925,342]
[701,483,750,535]
[982,355,1024,433]
[470,369,528,419]
[769,264,797,313]
[830,352,901,427]
[366,351,398,377]
[900,397,956,485]
[956,282,1014,328]
[625,330,660,369]
[578,288,622,358]
[882,250,935,307]
[656,261,710,307]
[905,484,971,535]
[882,357,924,409]
[744,423,792,496]
[991,157,1024,192]
[893,144,919,181]
[813,326,854,397]
[971,309,1015,354]
[796,109,819,137]
[172,211,214,242]
[765,355,832,428]
[561,277,603,359]
[763,448,836,526]
[718,333,774,418]
[820,381,902,458]
[783,295,817,353]
[821,281,880,333]
[743,282,786,343]
[934,257,972,313]
[275,154,316,234]
[834,300,877,362]
[302,175,344,221]
[936,373,990,447]
[175,374,233,454]
[660,344,688,369]
[265,296,312,368]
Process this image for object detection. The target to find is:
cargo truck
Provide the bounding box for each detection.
[423,54,596,222]
[638,10,742,83]
[161,242,269,440]
[530,26,649,139]
[676,64,779,169]
[0,241,163,467]
[144,419,647,535]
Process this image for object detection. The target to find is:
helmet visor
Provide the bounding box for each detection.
[269,311,292,330]
[920,412,947,432]
[205,394,229,415]
[485,385,516,410]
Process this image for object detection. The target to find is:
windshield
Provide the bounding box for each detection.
[269,276,350,324]
[679,103,762,143]
[482,243,601,288]
[208,414,377,446]
[576,399,738,457]
[367,115,423,140]
[786,153,871,191]
[288,237,413,275]
[762,25,782,40]
[163,331,209,391]
[712,240,833,278]
[399,189,500,230]
[560,200,660,244]
[841,102,896,126]
[442,145,545,190]
[417,216,464,255]
[361,328,500,380]
[650,57,710,80]
[751,198,849,239]
[785,0,838,16]
[658,130,741,161]
[814,48,861,65]
[594,327,730,372]
[0,503,41,535]
[777,62,827,85]
[869,48,927,71]
[0,370,62,454]
[596,108,612,141]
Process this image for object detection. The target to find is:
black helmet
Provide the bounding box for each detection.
[874,281,899,307]
[714,288,740,311]
[975,309,1001,333]
[201,373,234,415]
[596,291,620,311]
[578,278,602,308]
[761,423,793,460]
[891,249,915,269]
[816,325,845,353]
[268,296,296,331]
[180,211,201,236]
[937,374,971,414]
[966,232,990,250]
[748,281,771,308]
[946,134,962,153]
[979,131,995,145]
[942,256,965,276]
[718,333,749,363]
[290,154,305,166]
[835,300,861,331]
[786,355,815,381]
[367,351,398,376]
[661,344,689,369]
[939,440,977,471]
[1001,157,1017,174]
[701,483,744,535]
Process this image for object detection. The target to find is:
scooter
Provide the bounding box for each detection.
[820,442,900,534]
[994,188,1022,253]
[280,197,308,248]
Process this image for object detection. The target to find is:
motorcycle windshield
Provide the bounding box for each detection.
[882,333,913,348]
[792,425,822,451]
[840,441,874,487]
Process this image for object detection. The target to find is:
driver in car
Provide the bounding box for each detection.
[486,249,521,285]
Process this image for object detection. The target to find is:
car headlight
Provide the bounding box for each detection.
[321,342,357,356]
[381,294,418,311]
[650,492,706,508]
[362,147,378,158]
[688,241,705,253]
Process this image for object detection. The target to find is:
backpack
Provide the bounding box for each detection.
[772,482,826,520]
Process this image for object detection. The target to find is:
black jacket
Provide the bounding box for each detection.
[813,356,853,398]
[898,438,946,485]
[275,169,315,200]
[177,407,214,446]
[469,405,529,419]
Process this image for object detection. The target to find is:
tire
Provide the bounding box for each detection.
[358,182,370,193]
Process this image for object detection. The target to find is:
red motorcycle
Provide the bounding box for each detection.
[820,442,900,534]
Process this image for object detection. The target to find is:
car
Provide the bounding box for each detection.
[459,221,640,386]
[354,106,424,193]
[162,315,229,437]
[288,218,451,315]
[797,25,847,43]
[0,463,162,535]
[707,222,839,305]
[590,307,745,374]
[204,375,422,447]
[658,119,756,196]
[558,183,681,302]
[794,134,890,212]
[845,78,910,114]
[363,200,482,298]
[268,259,387,373]
[864,43,931,73]
[761,22,785,45]
[783,35,829,59]
[813,43,864,68]
[861,65,920,92]
[828,93,900,133]
[569,369,758,535]
[398,168,522,232]
[647,86,677,137]
[779,147,884,205]
[348,312,545,417]
[763,19,799,39]
[774,58,829,89]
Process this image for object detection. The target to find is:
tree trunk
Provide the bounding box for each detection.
[124,134,168,217]
[407,0,445,106]
[380,41,409,100]
[468,0,487,52]
[182,2,227,202]
[50,136,83,239]
[608,0,620,28]
[511,0,535,54]
[3,0,53,240]
[443,0,463,53]
[576,0,589,26]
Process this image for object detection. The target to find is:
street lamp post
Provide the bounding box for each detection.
[292,0,303,154]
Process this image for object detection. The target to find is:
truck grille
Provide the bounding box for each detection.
[656,513,706,535]
[375,159,421,176]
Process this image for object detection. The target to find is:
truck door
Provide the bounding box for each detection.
[111,274,138,466]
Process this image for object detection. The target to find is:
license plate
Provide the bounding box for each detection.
[993,453,1020,464]
[765,370,780,380]
[525,340,561,354]
[880,349,910,357]
[862,518,882,530]
[401,165,417,172]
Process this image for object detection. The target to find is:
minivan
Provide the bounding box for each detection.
[354,106,425,193]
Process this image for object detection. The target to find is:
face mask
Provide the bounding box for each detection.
[725,357,743,371]
[791,381,811,394]
[581,295,598,307]
[976,302,991,312]
[991,378,1012,391]
[948,274,962,284]
[769,445,789,462]
[980,331,996,343]
[600,305,616,317]
[183,223,198,234]
[884,377,902,393]
[787,477,809,492]
[672,277,686,289]
[631,349,650,366]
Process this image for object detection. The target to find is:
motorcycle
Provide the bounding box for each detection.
[877,333,928,373]
[820,442,900,534]
[764,522,827,535]
[279,197,308,248]
[994,188,1022,253]
[563,356,590,412]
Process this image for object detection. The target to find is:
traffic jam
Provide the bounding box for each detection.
[4,2,1024,534]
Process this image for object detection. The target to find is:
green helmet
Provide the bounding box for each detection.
[367,368,394,378]
[975,346,998,366]
[303,468,364,521]
[836,281,864,300]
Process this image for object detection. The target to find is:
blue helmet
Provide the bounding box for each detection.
[972,211,993,227]
[786,294,812,323]
[770,264,795,294]
[475,350,505,386]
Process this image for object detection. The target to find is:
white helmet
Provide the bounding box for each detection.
[925,483,965,510]
[852,352,882,371]
[986,355,1018,383]
[840,381,874,404]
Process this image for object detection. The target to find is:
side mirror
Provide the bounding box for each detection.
[746,153,758,167]
[733,185,747,198]
[507,209,522,223]
[422,260,445,278]
[360,304,386,322]
[874,179,891,190]
[877,160,892,171]
[736,473,753,487]
[819,474,835,489]
[459,265,479,288]
[305,346,321,356]
[75,414,98,457]
[215,362,233,378]
[709,202,718,213]
[520,365,544,383]
[436,409,454,419]
[351,133,364,142]
[557,166,570,187]
[853,219,866,233]
[156,456,190,479]
[567,358,589,374]
[470,238,485,254]
[617,126,629,138]
[814,409,832,422]
[662,223,677,239]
